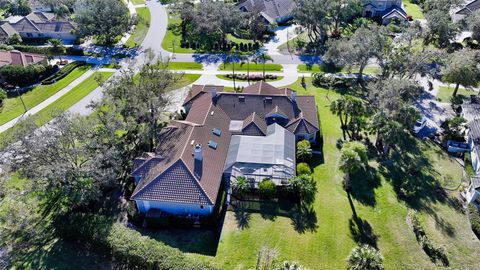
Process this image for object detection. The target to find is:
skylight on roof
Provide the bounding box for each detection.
[213,128,221,136]
[208,140,218,149]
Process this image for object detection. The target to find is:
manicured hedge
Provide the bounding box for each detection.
[55,213,218,270]
[469,204,480,238]
[42,61,87,85]
[12,45,84,56]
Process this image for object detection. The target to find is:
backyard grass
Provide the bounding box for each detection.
[184,77,480,269]
[32,72,114,126]
[216,75,284,82]
[219,63,282,72]
[131,0,145,4]
[436,86,478,102]
[125,7,151,48]
[167,62,203,70]
[162,13,196,54]
[403,0,425,20]
[0,65,91,126]
[298,64,380,75]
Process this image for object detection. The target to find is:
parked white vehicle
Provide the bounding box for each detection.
[413,117,428,134]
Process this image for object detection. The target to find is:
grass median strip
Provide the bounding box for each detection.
[0,65,92,126]
[167,62,203,70]
[216,74,284,82]
[219,63,282,72]
[125,7,151,48]
[298,64,379,75]
[33,72,114,126]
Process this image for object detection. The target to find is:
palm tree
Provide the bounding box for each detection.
[296,140,313,161]
[232,176,249,194]
[226,47,240,90]
[254,52,273,81]
[347,245,384,270]
[239,54,252,85]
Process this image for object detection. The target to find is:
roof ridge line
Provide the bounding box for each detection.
[179,157,215,205]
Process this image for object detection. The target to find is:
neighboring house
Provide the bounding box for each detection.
[0,50,47,67]
[131,82,320,216]
[363,0,408,24]
[452,0,480,22]
[0,11,76,42]
[464,175,480,207]
[236,0,295,24]
[466,119,480,175]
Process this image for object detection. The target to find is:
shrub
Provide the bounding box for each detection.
[127,201,144,226]
[296,162,311,175]
[259,178,276,198]
[0,89,6,106]
[42,61,87,85]
[469,204,480,238]
[0,64,47,86]
[296,140,312,161]
[347,244,384,270]
[55,213,218,270]
[11,45,84,56]
[288,174,317,203]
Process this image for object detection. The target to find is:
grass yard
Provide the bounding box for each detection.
[298,64,380,75]
[227,34,256,45]
[32,72,114,126]
[131,0,145,4]
[167,74,201,91]
[219,63,282,72]
[182,77,480,269]
[125,7,151,48]
[167,62,203,70]
[0,65,91,126]
[216,75,284,82]
[162,13,196,54]
[403,0,425,20]
[436,86,478,102]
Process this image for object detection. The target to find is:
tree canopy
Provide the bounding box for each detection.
[442,49,480,96]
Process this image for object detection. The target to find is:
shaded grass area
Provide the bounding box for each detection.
[298,64,380,75]
[436,86,478,102]
[162,13,196,54]
[0,65,92,126]
[219,63,282,72]
[167,62,203,70]
[403,0,425,20]
[216,75,284,82]
[188,77,480,269]
[125,7,151,48]
[32,72,114,126]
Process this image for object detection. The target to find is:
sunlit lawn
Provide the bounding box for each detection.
[162,13,196,54]
[403,0,425,20]
[437,86,478,102]
[167,62,203,70]
[298,64,380,75]
[219,63,282,72]
[125,7,151,48]
[0,65,91,126]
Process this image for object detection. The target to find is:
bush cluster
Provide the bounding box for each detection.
[55,213,218,270]
[42,61,87,85]
[11,45,84,56]
[181,40,260,52]
[225,73,278,81]
[312,73,357,89]
[408,211,448,266]
[296,162,312,175]
[0,64,48,87]
[259,178,276,198]
[468,204,480,238]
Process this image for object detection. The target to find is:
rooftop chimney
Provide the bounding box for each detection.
[194,144,203,178]
[291,91,297,103]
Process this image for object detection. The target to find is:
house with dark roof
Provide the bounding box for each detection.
[131,82,320,216]
[452,0,480,22]
[0,11,76,42]
[236,0,295,24]
[362,0,408,24]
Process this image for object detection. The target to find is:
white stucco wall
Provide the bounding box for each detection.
[135,200,214,216]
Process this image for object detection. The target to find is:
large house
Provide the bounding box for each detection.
[452,0,480,22]
[362,0,408,24]
[0,11,76,43]
[0,50,47,67]
[131,82,319,216]
[236,0,295,24]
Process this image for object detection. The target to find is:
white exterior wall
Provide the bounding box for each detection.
[135,200,214,216]
[466,184,480,207]
[472,146,480,174]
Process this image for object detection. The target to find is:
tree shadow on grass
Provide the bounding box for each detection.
[346,192,379,248]
[348,166,382,207]
[289,202,318,234]
[233,201,251,229]
[431,212,456,237]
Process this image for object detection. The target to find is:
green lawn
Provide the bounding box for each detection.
[216,75,284,82]
[403,0,425,20]
[167,62,203,70]
[196,77,479,269]
[298,64,380,75]
[131,0,145,4]
[32,72,114,126]
[219,63,282,72]
[162,13,196,54]
[125,7,151,48]
[226,34,256,45]
[167,74,201,91]
[437,86,478,102]
[0,65,91,126]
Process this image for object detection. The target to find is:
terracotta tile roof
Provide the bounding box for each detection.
[133,82,319,206]
[0,50,47,67]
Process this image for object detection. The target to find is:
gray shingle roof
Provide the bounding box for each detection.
[236,0,295,23]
